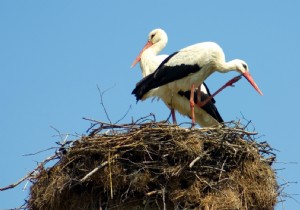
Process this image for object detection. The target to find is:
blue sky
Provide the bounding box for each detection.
[1,1,299,209]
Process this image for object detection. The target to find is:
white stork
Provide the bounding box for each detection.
[132,36,263,125]
[131,28,224,126]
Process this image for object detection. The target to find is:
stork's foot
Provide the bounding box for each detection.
[191,122,196,129]
[224,75,242,87]
[197,75,242,108]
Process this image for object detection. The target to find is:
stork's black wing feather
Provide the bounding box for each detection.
[132,51,201,101]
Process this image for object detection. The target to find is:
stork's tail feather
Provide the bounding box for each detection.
[131,73,155,101]
[198,92,223,123]
[131,87,144,101]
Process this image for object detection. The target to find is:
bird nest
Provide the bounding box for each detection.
[26,120,278,210]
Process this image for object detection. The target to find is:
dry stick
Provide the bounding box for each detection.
[80,154,119,182]
[146,190,162,196]
[189,156,201,168]
[0,154,57,191]
[85,122,99,134]
[83,117,135,129]
[0,171,35,191]
[162,187,166,210]
[114,105,132,124]
[80,161,108,182]
[83,116,160,136]
[134,113,156,124]
[22,147,59,156]
[109,151,113,199]
[224,127,257,135]
[218,157,228,181]
[83,117,127,136]
[199,126,258,135]
[50,125,64,141]
[97,85,115,134]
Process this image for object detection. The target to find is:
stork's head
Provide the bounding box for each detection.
[131,28,168,68]
[232,59,248,73]
[148,28,168,47]
[224,59,263,95]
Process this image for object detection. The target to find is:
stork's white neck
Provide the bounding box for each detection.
[139,37,168,77]
[216,59,246,74]
[140,50,159,77]
[150,36,167,55]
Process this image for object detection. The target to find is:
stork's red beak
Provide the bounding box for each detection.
[242,72,263,95]
[131,41,153,68]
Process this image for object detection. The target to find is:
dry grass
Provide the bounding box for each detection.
[26,121,278,210]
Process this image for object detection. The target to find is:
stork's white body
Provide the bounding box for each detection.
[136,29,222,126]
[143,42,225,100]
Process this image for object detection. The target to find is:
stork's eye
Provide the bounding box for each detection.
[242,63,247,69]
[150,33,155,39]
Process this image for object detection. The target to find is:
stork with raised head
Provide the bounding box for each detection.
[132,39,263,125]
[131,28,224,126]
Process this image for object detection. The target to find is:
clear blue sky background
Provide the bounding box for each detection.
[1,1,299,209]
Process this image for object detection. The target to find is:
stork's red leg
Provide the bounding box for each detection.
[190,84,196,127]
[197,75,242,108]
[171,108,177,125]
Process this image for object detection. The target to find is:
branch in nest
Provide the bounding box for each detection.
[80,154,119,182]
[97,85,114,125]
[83,114,158,136]
[0,154,58,192]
